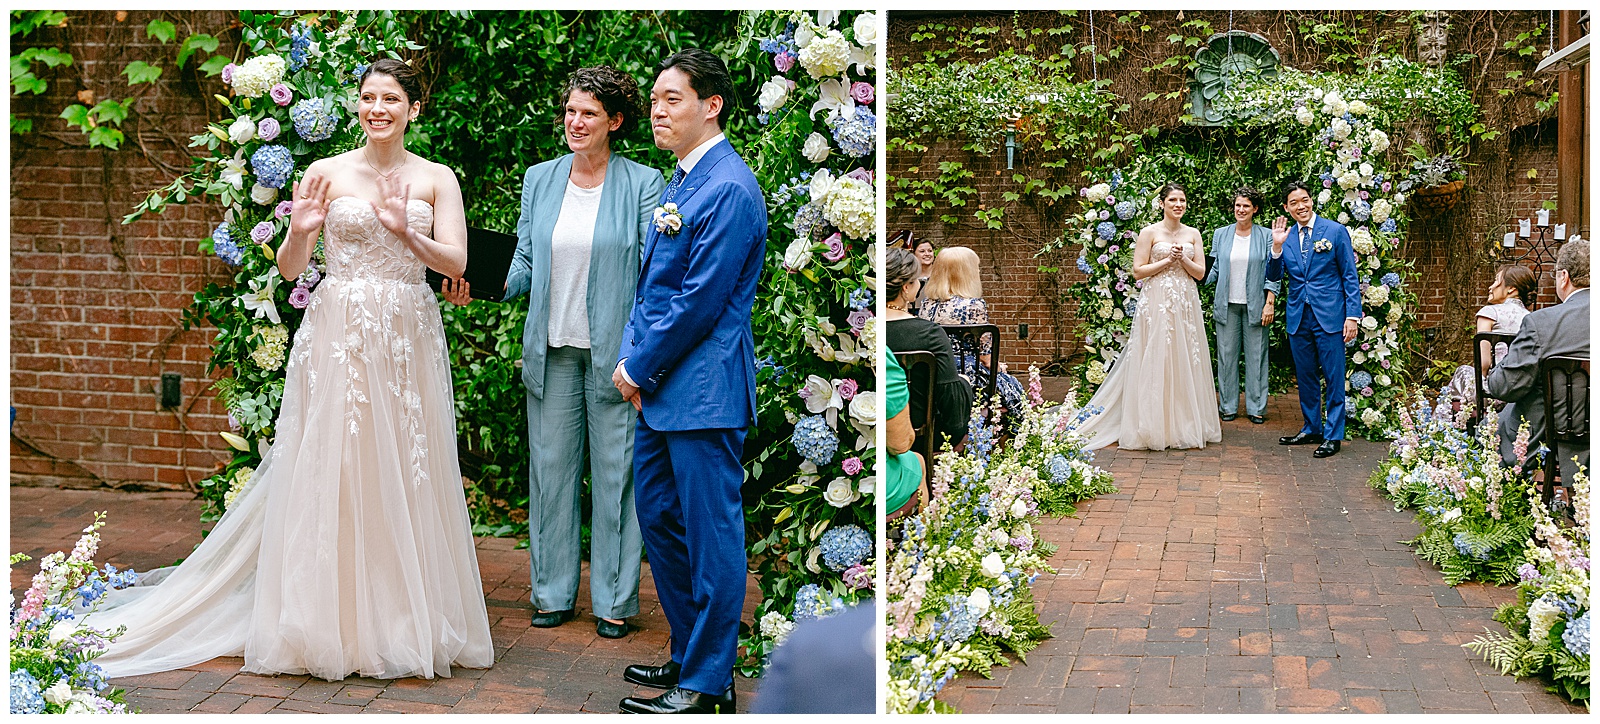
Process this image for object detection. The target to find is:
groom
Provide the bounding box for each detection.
[612,48,767,714]
[1265,181,1361,458]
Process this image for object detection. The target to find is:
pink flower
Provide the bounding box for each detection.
[257,116,281,142]
[275,200,293,219]
[842,563,873,590]
[269,83,293,106]
[1381,359,1391,369]
[1361,386,1374,396]
[822,232,847,262]
[843,167,873,184]
[288,284,312,309]
[849,81,874,105]
[847,308,872,334]
[774,52,795,73]
[841,456,863,475]
[221,63,236,84]
[835,378,859,401]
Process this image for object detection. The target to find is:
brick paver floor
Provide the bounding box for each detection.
[10,486,762,713]
[940,393,1585,714]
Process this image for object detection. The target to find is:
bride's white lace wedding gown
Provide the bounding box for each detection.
[91,197,493,681]
[1076,240,1223,451]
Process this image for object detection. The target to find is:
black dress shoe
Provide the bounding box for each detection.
[623,661,681,689]
[619,685,735,714]
[530,609,574,628]
[1247,415,1266,425]
[596,618,629,639]
[1313,440,1341,458]
[1279,431,1324,446]
[1220,412,1238,422]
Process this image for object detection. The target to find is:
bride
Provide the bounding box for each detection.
[1076,182,1223,451]
[89,59,493,681]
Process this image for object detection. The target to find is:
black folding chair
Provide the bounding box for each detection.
[1540,355,1590,506]
[895,350,938,472]
[939,323,1000,410]
[1473,331,1518,426]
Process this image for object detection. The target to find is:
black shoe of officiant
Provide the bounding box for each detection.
[624,661,681,689]
[1220,412,1238,422]
[1313,440,1341,458]
[619,685,736,714]
[1279,431,1323,446]
[597,618,629,639]
[1247,415,1266,425]
[530,609,574,628]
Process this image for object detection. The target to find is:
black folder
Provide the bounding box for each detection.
[426,226,518,301]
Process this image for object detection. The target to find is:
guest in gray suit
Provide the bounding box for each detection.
[1486,238,1590,482]
[444,66,665,639]
[1204,186,1280,424]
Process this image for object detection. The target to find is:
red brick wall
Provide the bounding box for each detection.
[887,11,1578,374]
[11,11,239,489]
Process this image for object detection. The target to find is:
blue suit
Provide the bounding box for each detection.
[1266,214,1361,440]
[619,138,766,695]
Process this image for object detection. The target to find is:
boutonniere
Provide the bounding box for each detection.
[653,203,683,236]
[1314,238,1332,253]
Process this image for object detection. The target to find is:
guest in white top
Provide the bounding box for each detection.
[444,67,664,640]
[1443,264,1536,408]
[1204,187,1280,423]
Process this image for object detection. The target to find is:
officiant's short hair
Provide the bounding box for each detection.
[657,48,737,130]
[561,66,643,140]
[1281,180,1314,205]
[1556,239,1589,287]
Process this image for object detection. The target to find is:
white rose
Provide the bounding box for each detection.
[980,552,1006,577]
[227,115,256,144]
[1367,255,1380,270]
[757,76,790,114]
[44,680,73,706]
[802,132,831,163]
[1358,163,1374,178]
[848,391,876,431]
[810,168,834,203]
[1368,129,1390,154]
[48,619,77,644]
[251,183,278,206]
[1377,374,1391,387]
[782,238,812,271]
[802,374,841,413]
[1392,192,1406,205]
[1010,498,1028,518]
[1361,316,1378,331]
[968,587,992,614]
[989,528,1009,545]
[823,477,860,508]
[1352,351,1366,364]
[1337,212,1350,225]
[853,12,879,47]
[1317,188,1332,205]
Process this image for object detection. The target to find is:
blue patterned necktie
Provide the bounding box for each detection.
[664,166,686,204]
[1298,225,1310,256]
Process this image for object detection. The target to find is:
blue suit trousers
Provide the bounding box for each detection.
[1288,312,1348,441]
[632,417,747,695]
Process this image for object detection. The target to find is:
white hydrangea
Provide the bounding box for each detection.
[1295,106,1314,126]
[1386,306,1404,323]
[1321,90,1348,117]
[1338,169,1361,190]
[231,54,286,98]
[798,28,850,79]
[1348,99,1369,115]
[1363,284,1390,306]
[760,610,796,645]
[1368,129,1390,154]
[1084,183,1110,203]
[1370,199,1392,225]
[1360,408,1382,426]
[1351,228,1375,255]
[822,176,874,240]
[1528,596,1563,642]
[1331,118,1351,141]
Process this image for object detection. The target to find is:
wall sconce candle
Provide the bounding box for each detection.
[1555,224,1567,240]
[1503,232,1517,248]
[1519,219,1532,237]
[1537,209,1550,227]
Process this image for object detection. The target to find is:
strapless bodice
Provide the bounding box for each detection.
[323,197,434,284]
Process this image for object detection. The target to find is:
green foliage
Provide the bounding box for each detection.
[10,11,71,134]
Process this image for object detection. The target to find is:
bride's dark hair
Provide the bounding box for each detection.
[1158,182,1186,203]
[359,58,424,106]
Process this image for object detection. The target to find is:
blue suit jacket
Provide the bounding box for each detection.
[504,152,665,400]
[619,140,766,431]
[1265,215,1361,335]
[1204,222,1280,322]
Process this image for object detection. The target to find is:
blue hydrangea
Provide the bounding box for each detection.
[1380,218,1397,233]
[1095,221,1117,241]
[1350,199,1372,222]
[791,202,826,242]
[1124,298,1138,318]
[1076,254,1092,275]
[1451,532,1488,560]
[250,144,294,189]
[1046,453,1072,485]
[1114,200,1138,220]
[211,223,243,266]
[290,98,337,142]
[1349,371,1373,389]
[819,525,872,571]
[936,594,982,645]
[1380,272,1400,288]
[792,414,838,466]
[848,287,873,310]
[1563,610,1590,657]
[1109,169,1123,191]
[793,583,844,622]
[11,670,44,714]
[828,108,875,158]
[348,63,368,86]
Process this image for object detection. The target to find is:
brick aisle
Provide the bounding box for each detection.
[9,486,762,713]
[940,394,1586,714]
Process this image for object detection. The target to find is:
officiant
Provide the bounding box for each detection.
[443,65,665,640]
[1205,186,1279,424]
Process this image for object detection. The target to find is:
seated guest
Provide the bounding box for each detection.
[750,604,874,713]
[885,349,928,522]
[885,247,974,452]
[1443,264,1537,407]
[911,235,936,312]
[916,246,1026,421]
[1486,240,1589,481]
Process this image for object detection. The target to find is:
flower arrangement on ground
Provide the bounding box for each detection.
[885,388,1116,713]
[1466,468,1590,705]
[9,513,139,714]
[1371,391,1534,584]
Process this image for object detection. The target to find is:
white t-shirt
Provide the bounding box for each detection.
[548,180,603,349]
[1228,232,1251,305]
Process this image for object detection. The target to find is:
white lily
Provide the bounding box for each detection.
[239,270,283,324]
[817,10,839,27]
[811,78,855,121]
[219,150,248,190]
[849,42,875,76]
